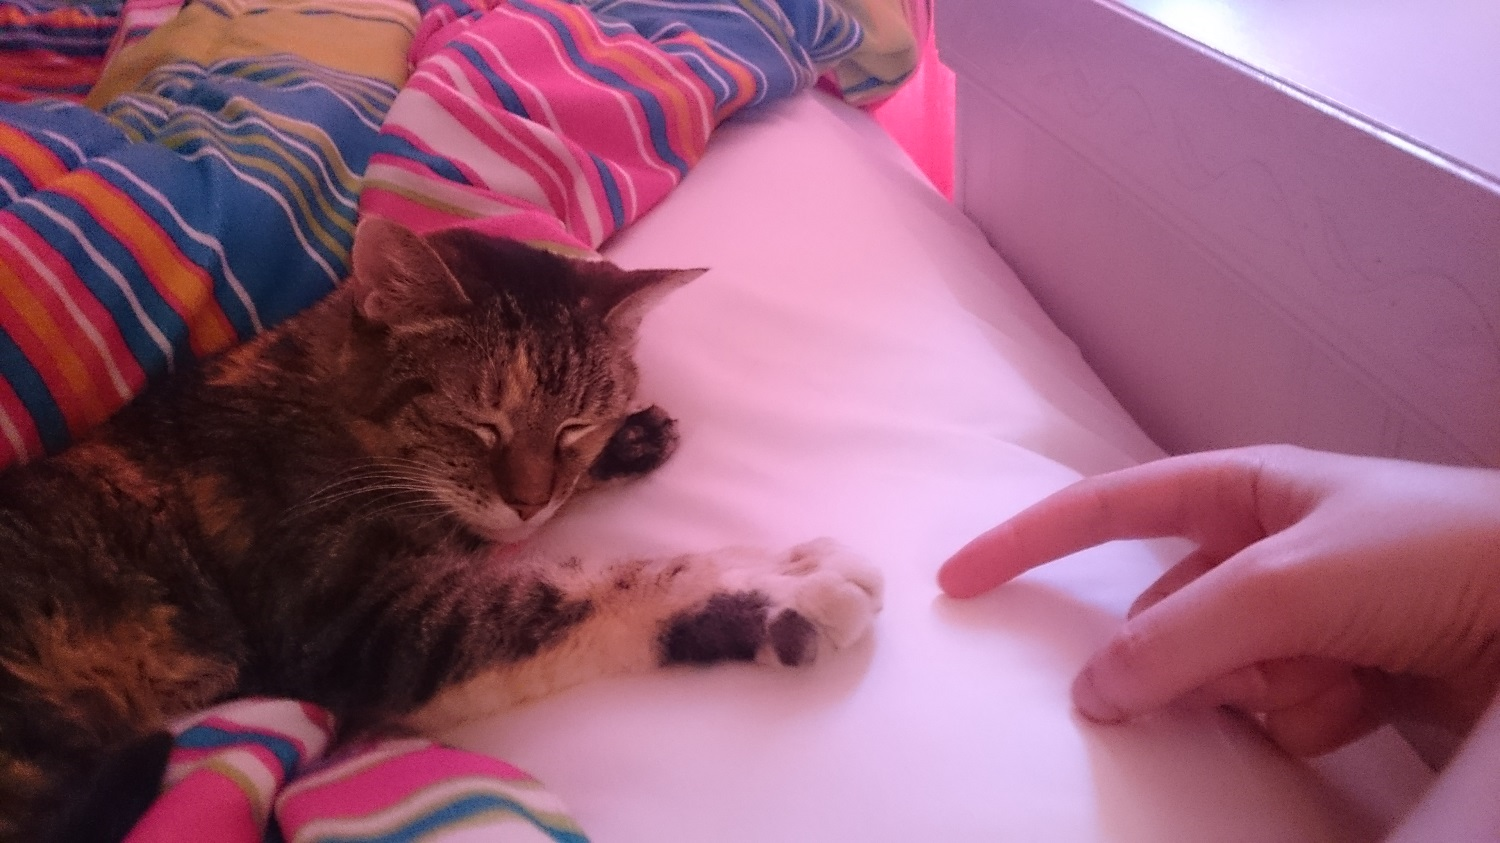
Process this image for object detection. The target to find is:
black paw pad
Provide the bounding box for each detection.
[661,592,769,665]
[591,406,679,482]
[768,609,817,666]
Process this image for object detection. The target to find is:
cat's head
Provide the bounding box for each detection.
[338,217,698,544]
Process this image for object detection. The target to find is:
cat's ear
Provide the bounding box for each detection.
[348,216,471,327]
[599,267,704,336]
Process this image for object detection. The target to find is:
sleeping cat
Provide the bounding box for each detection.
[0,218,883,842]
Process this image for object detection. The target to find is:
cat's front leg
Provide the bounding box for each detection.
[404,539,883,733]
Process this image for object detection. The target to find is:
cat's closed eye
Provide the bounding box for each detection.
[471,423,503,447]
[557,421,605,455]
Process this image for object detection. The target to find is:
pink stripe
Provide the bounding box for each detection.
[417,69,576,210]
[356,190,471,234]
[125,770,266,843]
[5,220,146,398]
[0,376,42,468]
[403,70,608,241]
[525,0,713,168]
[504,6,682,185]
[457,211,590,251]
[0,226,113,437]
[278,741,535,823]
[359,183,584,250]
[375,123,492,190]
[451,24,626,221]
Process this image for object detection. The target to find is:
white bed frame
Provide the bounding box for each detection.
[940,0,1500,468]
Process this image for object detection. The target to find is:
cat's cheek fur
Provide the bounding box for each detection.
[398,540,883,735]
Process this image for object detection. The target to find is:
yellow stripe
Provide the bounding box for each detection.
[220,93,365,219]
[203,756,274,827]
[86,0,416,106]
[153,125,354,265]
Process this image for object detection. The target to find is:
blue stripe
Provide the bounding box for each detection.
[0,326,69,454]
[94,157,263,341]
[0,99,121,172]
[233,57,398,125]
[373,131,474,186]
[10,195,180,376]
[585,0,804,108]
[2,0,120,13]
[842,67,912,96]
[590,154,625,230]
[451,40,531,118]
[415,0,479,18]
[513,0,691,176]
[0,155,37,200]
[659,44,737,112]
[323,792,591,843]
[0,31,113,58]
[109,68,372,288]
[175,724,303,778]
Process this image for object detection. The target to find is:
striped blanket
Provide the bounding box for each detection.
[1,0,917,837]
[127,698,591,842]
[0,0,917,469]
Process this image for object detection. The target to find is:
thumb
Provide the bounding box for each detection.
[1068,542,1311,723]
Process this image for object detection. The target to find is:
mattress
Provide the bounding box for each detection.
[439,90,1436,841]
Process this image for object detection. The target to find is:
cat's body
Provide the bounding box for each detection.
[0,219,882,841]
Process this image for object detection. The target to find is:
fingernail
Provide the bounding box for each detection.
[1072,668,1123,723]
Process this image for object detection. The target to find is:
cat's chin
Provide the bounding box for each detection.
[467,500,563,547]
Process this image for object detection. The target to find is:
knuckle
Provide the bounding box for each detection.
[1101,619,1165,678]
[1236,548,1303,609]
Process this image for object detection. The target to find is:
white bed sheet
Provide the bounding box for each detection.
[442,91,1433,841]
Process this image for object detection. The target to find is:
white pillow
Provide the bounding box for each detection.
[442,91,1430,842]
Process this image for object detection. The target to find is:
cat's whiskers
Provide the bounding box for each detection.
[292,479,419,517]
[339,485,456,530]
[354,498,451,528]
[287,463,447,523]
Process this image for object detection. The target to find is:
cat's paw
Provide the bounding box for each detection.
[661,539,884,668]
[589,405,678,482]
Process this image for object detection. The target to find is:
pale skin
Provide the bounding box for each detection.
[938,445,1500,839]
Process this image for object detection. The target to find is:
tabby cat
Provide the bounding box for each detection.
[0,218,882,841]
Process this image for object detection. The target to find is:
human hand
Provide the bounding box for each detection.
[938,445,1500,756]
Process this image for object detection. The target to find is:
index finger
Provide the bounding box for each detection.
[938,450,1274,598]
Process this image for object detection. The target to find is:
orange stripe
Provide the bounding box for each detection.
[8,221,148,391]
[0,254,112,433]
[570,5,756,155]
[0,61,102,89]
[546,1,703,165]
[701,37,760,120]
[52,171,239,357]
[0,123,70,187]
[661,27,759,121]
[0,6,114,26]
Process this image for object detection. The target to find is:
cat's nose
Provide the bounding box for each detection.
[493,446,555,522]
[512,500,547,521]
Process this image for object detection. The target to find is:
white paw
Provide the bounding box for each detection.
[770,538,884,652]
